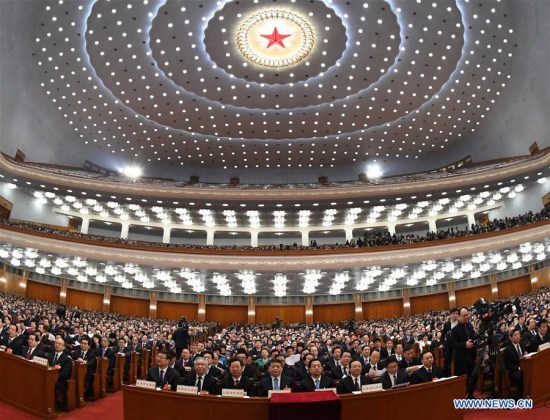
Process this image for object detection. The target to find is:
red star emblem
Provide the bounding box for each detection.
[260,27,291,48]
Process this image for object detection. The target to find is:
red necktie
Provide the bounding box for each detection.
[26,348,32,360]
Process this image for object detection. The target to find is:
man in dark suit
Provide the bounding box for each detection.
[357,344,371,366]
[411,352,444,384]
[521,318,538,351]
[235,350,257,380]
[73,336,97,397]
[441,308,459,376]
[183,356,219,394]
[530,319,549,351]
[298,359,334,392]
[293,353,313,382]
[398,344,421,371]
[203,351,224,380]
[338,360,369,394]
[221,358,256,396]
[97,336,116,376]
[258,359,294,396]
[451,307,477,398]
[362,350,385,382]
[20,334,47,360]
[1,324,25,356]
[48,337,73,406]
[503,330,525,399]
[323,345,343,376]
[381,356,409,389]
[146,350,180,391]
[402,329,415,346]
[380,339,396,360]
[173,318,190,359]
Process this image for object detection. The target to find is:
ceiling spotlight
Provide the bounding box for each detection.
[366,164,383,180]
[122,166,142,179]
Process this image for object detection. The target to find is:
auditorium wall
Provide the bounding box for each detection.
[362,299,404,319]
[0,183,69,226]
[410,292,449,314]
[497,275,531,298]
[110,295,149,317]
[156,301,199,321]
[205,304,247,326]
[256,305,305,324]
[66,288,103,311]
[313,303,355,323]
[455,284,492,308]
[26,280,60,304]
[488,182,548,219]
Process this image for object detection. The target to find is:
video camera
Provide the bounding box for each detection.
[472,297,520,343]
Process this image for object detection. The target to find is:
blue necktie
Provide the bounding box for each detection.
[159,369,164,387]
[315,379,320,389]
[273,377,279,390]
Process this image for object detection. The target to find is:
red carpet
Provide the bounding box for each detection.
[1,394,549,420]
[0,392,123,420]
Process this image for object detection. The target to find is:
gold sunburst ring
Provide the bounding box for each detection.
[236,10,315,68]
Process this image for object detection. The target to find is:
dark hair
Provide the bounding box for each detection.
[385,356,398,367]
[230,358,244,367]
[403,344,414,352]
[81,336,90,345]
[267,358,283,367]
[236,348,249,357]
[331,345,343,355]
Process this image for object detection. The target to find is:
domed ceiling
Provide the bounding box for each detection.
[0,0,549,183]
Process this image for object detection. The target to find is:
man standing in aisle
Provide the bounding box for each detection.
[451,307,477,398]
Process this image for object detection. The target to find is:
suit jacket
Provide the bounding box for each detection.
[299,375,334,392]
[3,335,24,356]
[380,347,395,360]
[398,357,421,370]
[362,362,384,376]
[220,375,256,396]
[503,342,525,373]
[146,366,180,391]
[48,351,73,382]
[243,364,257,380]
[170,362,186,380]
[97,346,116,375]
[337,375,369,394]
[73,348,97,377]
[257,375,294,396]
[20,343,47,360]
[450,322,476,374]
[173,327,190,349]
[530,333,549,352]
[207,365,223,380]
[183,372,219,394]
[410,365,444,384]
[380,369,410,389]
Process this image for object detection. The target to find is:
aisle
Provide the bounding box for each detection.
[0,392,123,420]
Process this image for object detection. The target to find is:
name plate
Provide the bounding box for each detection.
[135,380,156,390]
[362,383,383,393]
[315,388,337,395]
[538,342,550,351]
[33,356,48,366]
[177,385,198,395]
[268,389,291,397]
[222,388,245,398]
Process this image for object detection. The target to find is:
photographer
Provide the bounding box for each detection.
[451,307,477,398]
[173,315,190,359]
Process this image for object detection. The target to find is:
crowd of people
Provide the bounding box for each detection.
[1,208,548,253]
[1,287,549,402]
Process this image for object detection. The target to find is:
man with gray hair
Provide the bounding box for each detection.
[183,356,219,394]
